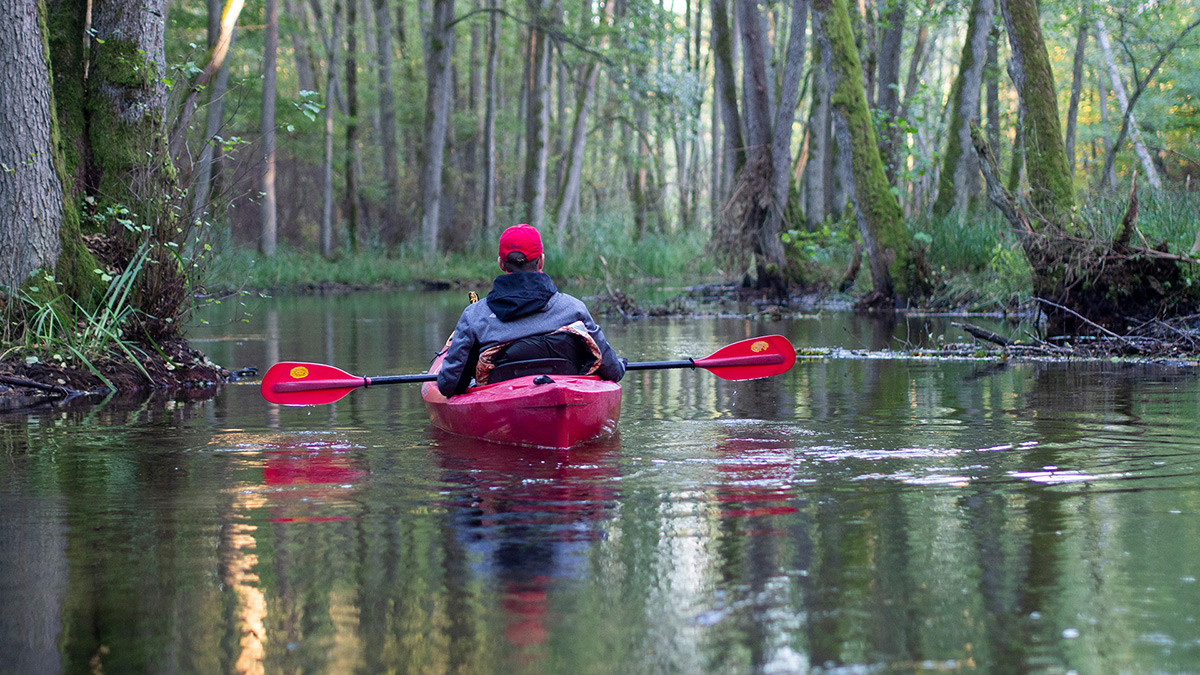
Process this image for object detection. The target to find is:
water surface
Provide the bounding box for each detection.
[3,290,1200,673]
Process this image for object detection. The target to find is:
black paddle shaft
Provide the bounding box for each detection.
[624,359,696,371]
[366,373,437,386]
[366,359,698,386]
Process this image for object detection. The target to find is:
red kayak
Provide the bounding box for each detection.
[261,335,794,449]
[421,350,622,449]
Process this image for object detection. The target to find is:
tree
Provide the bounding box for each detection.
[553,0,609,246]
[813,0,917,304]
[189,0,239,230]
[375,0,401,239]
[0,0,63,292]
[875,0,906,187]
[321,0,344,258]
[975,0,1192,333]
[522,0,552,231]
[420,0,455,250]
[931,0,994,217]
[260,0,280,256]
[1094,18,1161,192]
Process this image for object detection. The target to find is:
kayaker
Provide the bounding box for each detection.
[437,224,626,397]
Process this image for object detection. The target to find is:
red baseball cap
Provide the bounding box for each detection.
[498,224,543,261]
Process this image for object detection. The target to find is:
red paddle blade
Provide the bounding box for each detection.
[694,335,796,381]
[260,362,367,406]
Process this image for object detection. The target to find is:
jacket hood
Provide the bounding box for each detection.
[486,272,558,321]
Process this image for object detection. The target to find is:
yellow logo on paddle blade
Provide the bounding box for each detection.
[290,366,309,379]
[751,341,770,353]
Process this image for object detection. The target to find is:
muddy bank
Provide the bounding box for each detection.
[0,337,238,412]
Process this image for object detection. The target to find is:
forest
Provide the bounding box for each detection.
[1,0,1199,388]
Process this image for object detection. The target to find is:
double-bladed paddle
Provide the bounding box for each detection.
[260,334,796,406]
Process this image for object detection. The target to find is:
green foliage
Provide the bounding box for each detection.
[3,243,160,388]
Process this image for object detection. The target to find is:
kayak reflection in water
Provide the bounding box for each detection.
[436,224,626,397]
[437,437,620,651]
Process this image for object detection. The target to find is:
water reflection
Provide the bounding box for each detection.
[434,435,620,656]
[5,293,1200,673]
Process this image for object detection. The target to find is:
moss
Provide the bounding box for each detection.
[819,0,913,298]
[1005,0,1073,223]
[932,0,987,218]
[40,0,102,309]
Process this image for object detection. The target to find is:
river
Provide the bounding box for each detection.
[3,289,1200,673]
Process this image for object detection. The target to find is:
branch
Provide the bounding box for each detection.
[446,8,613,65]
[1034,297,1141,350]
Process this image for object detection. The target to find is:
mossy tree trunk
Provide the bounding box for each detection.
[931,0,994,218]
[6,0,183,324]
[999,0,1073,225]
[977,0,1194,333]
[813,0,917,305]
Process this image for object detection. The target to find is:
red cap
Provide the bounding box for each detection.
[498,224,543,261]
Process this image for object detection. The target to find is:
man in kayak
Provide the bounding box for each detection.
[437,224,626,396]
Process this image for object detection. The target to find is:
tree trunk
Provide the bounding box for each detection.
[1063,8,1087,177]
[1094,18,1162,192]
[189,4,237,229]
[814,0,915,303]
[1095,65,1116,190]
[985,25,1000,157]
[375,0,400,240]
[0,0,63,291]
[344,0,361,251]
[553,0,607,246]
[805,36,829,228]
[522,0,551,231]
[1000,0,1073,223]
[260,0,279,256]
[931,0,994,217]
[420,0,454,249]
[321,0,343,258]
[168,0,245,163]
[283,0,317,93]
[482,0,499,239]
[711,0,745,176]
[875,0,905,186]
[764,0,807,262]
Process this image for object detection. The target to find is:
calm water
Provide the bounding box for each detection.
[4,290,1200,674]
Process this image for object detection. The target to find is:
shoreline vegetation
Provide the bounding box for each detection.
[7,183,1200,410]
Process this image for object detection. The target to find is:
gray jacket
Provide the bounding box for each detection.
[437,272,625,396]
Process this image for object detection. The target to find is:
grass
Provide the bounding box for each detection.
[201,212,715,293]
[2,242,157,388]
[199,187,1199,311]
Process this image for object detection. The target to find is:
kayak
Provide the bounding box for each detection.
[420,350,622,449]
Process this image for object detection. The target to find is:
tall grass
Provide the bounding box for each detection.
[3,242,157,388]
[202,212,712,293]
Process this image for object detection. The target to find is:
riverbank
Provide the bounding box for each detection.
[0,336,234,411]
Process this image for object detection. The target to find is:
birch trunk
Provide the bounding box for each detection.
[1094,18,1162,191]
[260,0,279,256]
[1095,65,1116,190]
[553,1,608,245]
